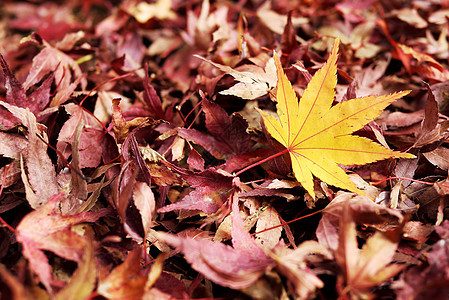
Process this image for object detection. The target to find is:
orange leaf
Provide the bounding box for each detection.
[257,38,415,198]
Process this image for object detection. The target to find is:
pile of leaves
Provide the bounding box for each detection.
[1,0,449,299]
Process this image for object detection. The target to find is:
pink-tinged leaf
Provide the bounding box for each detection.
[95,10,129,36]
[0,161,21,189]
[394,157,419,187]
[157,230,273,289]
[0,132,28,159]
[239,179,302,200]
[133,182,155,240]
[16,193,110,293]
[0,108,20,129]
[186,147,205,171]
[435,220,449,239]
[158,188,221,214]
[0,55,25,128]
[20,241,53,292]
[55,31,86,51]
[178,100,255,160]
[178,127,231,159]
[158,167,233,214]
[220,148,271,173]
[158,190,273,289]
[57,104,104,169]
[183,168,233,190]
[0,53,52,116]
[143,67,165,120]
[27,74,53,116]
[202,100,254,154]
[51,75,85,107]
[23,42,86,96]
[58,104,104,140]
[231,196,269,259]
[0,53,26,106]
[0,102,59,208]
[316,193,354,251]
[117,31,145,71]
[403,221,433,243]
[77,128,104,169]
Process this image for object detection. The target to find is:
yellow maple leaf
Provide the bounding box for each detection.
[257,38,415,198]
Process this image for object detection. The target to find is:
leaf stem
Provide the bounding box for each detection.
[76,73,134,132]
[186,91,206,129]
[251,208,325,236]
[371,176,434,186]
[234,148,289,177]
[79,73,133,106]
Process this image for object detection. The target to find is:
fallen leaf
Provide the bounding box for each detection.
[0,102,59,208]
[256,2,308,35]
[178,98,256,162]
[57,103,106,170]
[336,199,404,299]
[129,0,176,23]
[0,53,52,126]
[413,83,446,149]
[254,206,282,249]
[16,193,110,293]
[156,196,273,289]
[423,146,449,170]
[402,221,433,244]
[147,272,189,299]
[54,226,96,300]
[391,8,427,29]
[133,181,155,241]
[394,221,449,299]
[0,53,26,107]
[195,55,277,99]
[23,39,87,106]
[316,192,404,251]
[158,167,233,214]
[97,248,147,300]
[202,99,254,154]
[271,240,332,298]
[257,38,414,198]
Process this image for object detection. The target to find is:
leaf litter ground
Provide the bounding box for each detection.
[1,1,449,299]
